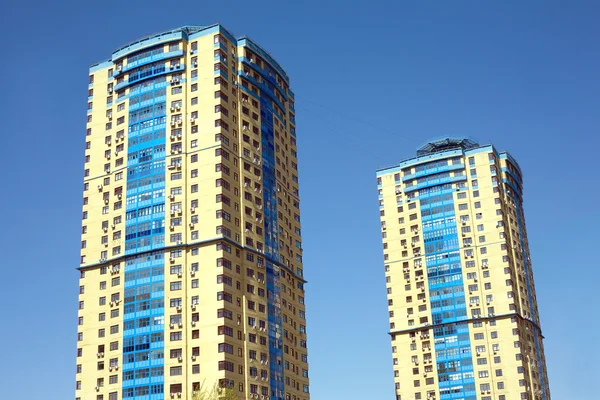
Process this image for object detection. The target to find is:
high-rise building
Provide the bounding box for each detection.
[76,25,309,400]
[377,138,550,400]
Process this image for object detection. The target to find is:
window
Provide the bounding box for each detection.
[218,326,234,336]
[218,361,234,372]
[170,349,183,359]
[218,343,234,354]
[170,265,182,275]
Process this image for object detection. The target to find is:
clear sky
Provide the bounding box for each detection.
[0,0,598,399]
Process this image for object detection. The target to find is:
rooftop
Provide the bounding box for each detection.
[111,25,210,55]
[90,24,290,83]
[416,138,480,156]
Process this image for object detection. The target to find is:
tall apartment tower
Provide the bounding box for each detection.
[76,25,309,400]
[377,138,550,400]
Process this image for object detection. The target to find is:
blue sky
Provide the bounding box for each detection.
[0,0,598,398]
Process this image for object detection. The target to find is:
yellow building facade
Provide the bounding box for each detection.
[76,25,309,400]
[377,139,550,400]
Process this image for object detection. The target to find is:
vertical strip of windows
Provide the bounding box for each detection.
[244,47,286,399]
[508,181,548,400]
[122,48,169,398]
[420,174,476,400]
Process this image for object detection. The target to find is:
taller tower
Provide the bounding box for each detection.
[377,138,550,400]
[76,25,309,400]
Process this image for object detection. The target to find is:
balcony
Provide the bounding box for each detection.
[114,64,185,92]
[404,175,467,193]
[240,57,288,100]
[402,163,464,182]
[114,49,185,77]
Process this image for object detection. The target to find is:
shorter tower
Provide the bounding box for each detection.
[377,138,550,400]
